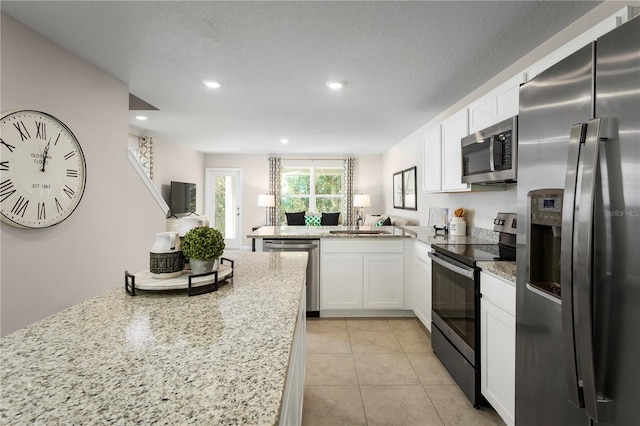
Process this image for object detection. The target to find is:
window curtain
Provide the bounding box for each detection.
[343,157,355,226]
[268,156,281,225]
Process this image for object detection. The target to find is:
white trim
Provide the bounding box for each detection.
[127,150,169,215]
[205,168,243,249]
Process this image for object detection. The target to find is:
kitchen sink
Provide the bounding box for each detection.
[329,230,391,235]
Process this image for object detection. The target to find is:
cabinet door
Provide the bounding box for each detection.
[321,253,363,310]
[468,97,496,133]
[413,259,432,331]
[495,74,522,122]
[422,125,442,192]
[363,254,404,309]
[441,109,470,192]
[481,298,515,426]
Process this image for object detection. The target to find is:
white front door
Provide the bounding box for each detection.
[205,168,242,249]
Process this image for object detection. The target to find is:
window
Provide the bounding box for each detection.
[280,166,343,223]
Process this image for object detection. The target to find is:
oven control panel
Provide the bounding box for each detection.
[493,212,517,234]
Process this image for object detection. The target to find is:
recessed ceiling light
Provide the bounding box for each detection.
[326,81,345,90]
[203,80,221,88]
[135,115,149,121]
[280,139,289,144]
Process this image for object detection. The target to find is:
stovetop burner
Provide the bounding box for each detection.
[432,243,515,267]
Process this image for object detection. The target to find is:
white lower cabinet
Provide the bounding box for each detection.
[321,239,404,311]
[480,271,515,426]
[413,241,432,331]
[363,254,404,309]
[321,253,363,309]
[279,288,306,426]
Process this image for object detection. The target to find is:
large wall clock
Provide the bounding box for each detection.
[0,110,87,229]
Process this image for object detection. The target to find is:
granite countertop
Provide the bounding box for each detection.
[0,251,307,425]
[248,225,410,239]
[477,261,517,283]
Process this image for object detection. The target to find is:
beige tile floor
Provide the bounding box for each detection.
[303,318,505,426]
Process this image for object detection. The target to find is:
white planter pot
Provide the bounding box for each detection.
[189,258,219,275]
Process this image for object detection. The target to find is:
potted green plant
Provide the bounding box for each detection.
[181,226,225,274]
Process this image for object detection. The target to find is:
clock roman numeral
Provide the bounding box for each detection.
[35,121,47,140]
[63,185,75,199]
[54,133,61,146]
[38,202,46,221]
[66,169,79,178]
[13,121,31,141]
[0,161,8,171]
[55,197,63,214]
[1,138,15,152]
[64,151,76,160]
[0,179,16,202]
[11,196,29,218]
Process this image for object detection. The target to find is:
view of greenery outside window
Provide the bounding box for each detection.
[280,167,343,223]
[213,176,226,235]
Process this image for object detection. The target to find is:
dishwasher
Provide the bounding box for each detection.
[263,239,320,317]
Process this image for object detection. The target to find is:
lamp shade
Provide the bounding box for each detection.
[258,194,275,207]
[353,194,371,207]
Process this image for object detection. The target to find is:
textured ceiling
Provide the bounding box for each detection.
[2,1,600,155]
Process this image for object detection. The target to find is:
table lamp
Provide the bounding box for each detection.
[258,194,276,225]
[353,194,371,226]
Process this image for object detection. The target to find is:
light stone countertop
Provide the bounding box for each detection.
[478,261,517,283]
[0,251,307,425]
[248,225,408,239]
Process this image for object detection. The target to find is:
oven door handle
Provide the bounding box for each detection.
[428,252,475,279]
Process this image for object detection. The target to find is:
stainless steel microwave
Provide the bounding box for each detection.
[461,116,517,184]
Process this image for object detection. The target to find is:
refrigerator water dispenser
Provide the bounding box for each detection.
[528,189,564,298]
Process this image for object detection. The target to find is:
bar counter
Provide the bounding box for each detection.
[0,251,307,425]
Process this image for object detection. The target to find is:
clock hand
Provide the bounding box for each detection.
[41,138,51,172]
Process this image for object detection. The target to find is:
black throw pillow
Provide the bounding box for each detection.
[285,211,306,225]
[321,212,340,226]
[382,216,392,226]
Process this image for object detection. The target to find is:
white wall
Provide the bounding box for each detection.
[0,14,165,336]
[203,154,383,248]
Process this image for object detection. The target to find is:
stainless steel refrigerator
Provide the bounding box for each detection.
[516,15,639,426]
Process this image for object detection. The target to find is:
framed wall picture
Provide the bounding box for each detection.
[393,171,403,209]
[403,166,417,210]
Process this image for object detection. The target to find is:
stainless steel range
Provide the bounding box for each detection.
[428,213,516,407]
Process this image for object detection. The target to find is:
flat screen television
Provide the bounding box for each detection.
[170,181,196,215]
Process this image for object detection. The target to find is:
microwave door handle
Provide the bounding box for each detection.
[490,136,504,172]
[489,138,496,171]
[561,123,587,409]
[574,118,616,422]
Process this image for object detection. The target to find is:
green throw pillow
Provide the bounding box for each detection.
[305,215,321,226]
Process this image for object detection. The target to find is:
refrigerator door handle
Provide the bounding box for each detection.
[574,117,616,422]
[561,123,587,409]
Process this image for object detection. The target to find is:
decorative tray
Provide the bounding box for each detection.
[125,258,234,296]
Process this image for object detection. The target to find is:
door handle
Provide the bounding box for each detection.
[561,123,587,409]
[573,118,616,422]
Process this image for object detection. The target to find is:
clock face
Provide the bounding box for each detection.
[0,110,87,229]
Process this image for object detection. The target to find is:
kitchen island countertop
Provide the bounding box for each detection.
[0,251,307,425]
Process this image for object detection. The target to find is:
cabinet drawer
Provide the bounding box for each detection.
[481,272,515,315]
[322,239,403,253]
[414,241,431,264]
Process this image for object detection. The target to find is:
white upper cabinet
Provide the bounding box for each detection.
[422,125,442,192]
[441,108,470,192]
[468,73,524,134]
